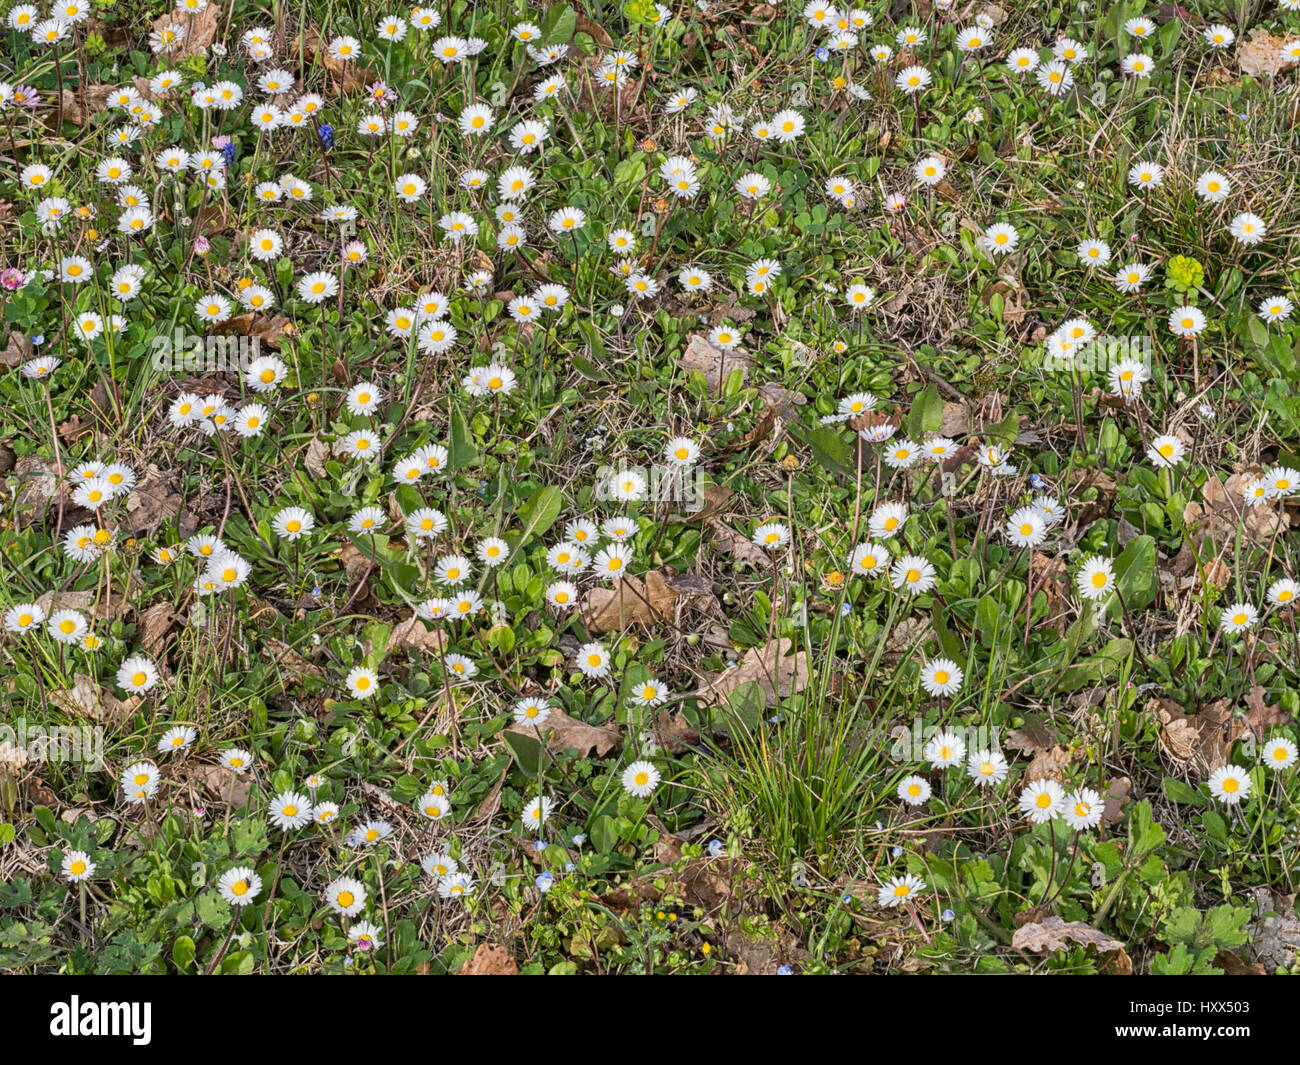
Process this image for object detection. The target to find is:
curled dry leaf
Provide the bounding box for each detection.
[1011,916,1124,954]
[696,637,810,708]
[1103,776,1131,828]
[1022,744,1074,784]
[138,602,180,657]
[210,312,293,350]
[1148,696,1241,772]
[1,330,32,368]
[456,943,518,975]
[48,675,141,724]
[151,4,220,61]
[122,465,195,537]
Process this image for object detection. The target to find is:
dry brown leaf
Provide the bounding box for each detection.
[1237,27,1300,77]
[339,542,372,584]
[475,764,509,820]
[1005,714,1054,754]
[1215,950,1266,975]
[15,454,60,512]
[151,4,220,61]
[191,762,254,809]
[304,437,331,478]
[504,705,622,759]
[48,675,141,724]
[1,330,32,368]
[457,943,518,975]
[1011,916,1124,953]
[1103,776,1131,828]
[652,708,699,754]
[1245,685,1291,734]
[574,10,614,49]
[1023,744,1074,783]
[390,615,447,654]
[138,602,179,657]
[1148,696,1242,772]
[1183,472,1286,547]
[696,637,810,708]
[678,334,753,391]
[263,636,328,680]
[210,313,292,350]
[939,401,970,438]
[667,482,732,524]
[580,570,678,634]
[122,465,194,536]
[708,520,768,569]
[293,26,381,94]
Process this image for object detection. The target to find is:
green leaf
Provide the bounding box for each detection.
[33,805,56,835]
[512,485,564,557]
[449,405,478,471]
[1162,776,1206,807]
[802,425,855,478]
[905,384,944,440]
[503,729,543,778]
[231,817,268,857]
[1108,534,1156,619]
[172,935,196,973]
[0,824,13,847]
[591,813,618,855]
[723,680,766,731]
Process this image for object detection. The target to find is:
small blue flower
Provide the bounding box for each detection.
[708,839,724,857]
[219,142,236,167]
[1030,473,1046,489]
[815,47,830,61]
[571,832,586,846]
[535,872,554,892]
[839,601,852,617]
[564,861,575,871]
[30,334,44,346]
[891,845,902,858]
[533,839,547,851]
[941,908,955,921]
[318,122,335,150]
[776,964,793,975]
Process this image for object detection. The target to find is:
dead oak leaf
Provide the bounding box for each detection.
[210,312,293,350]
[389,616,447,654]
[504,705,622,759]
[696,637,810,708]
[1011,916,1124,954]
[1245,685,1291,734]
[1023,744,1074,784]
[1237,27,1300,77]
[580,570,678,634]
